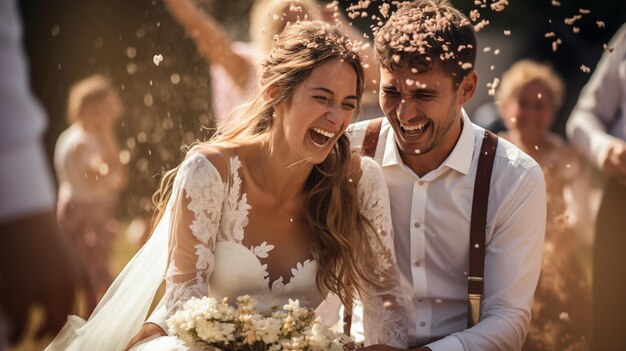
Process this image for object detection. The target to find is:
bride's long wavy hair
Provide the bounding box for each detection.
[153,21,381,310]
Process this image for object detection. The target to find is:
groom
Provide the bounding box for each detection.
[350,0,546,350]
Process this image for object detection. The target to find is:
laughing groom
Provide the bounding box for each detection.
[349,1,546,350]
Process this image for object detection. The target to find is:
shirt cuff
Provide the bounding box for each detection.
[0,140,55,222]
[145,305,169,333]
[592,133,619,171]
[425,335,464,351]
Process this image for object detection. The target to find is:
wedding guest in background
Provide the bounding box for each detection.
[496,59,592,351]
[54,75,127,314]
[567,23,626,350]
[164,0,380,124]
[0,0,80,345]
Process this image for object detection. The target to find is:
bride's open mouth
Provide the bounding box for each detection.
[309,127,336,147]
[400,119,431,137]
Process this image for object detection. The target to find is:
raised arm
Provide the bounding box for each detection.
[164,0,253,90]
[356,157,408,348]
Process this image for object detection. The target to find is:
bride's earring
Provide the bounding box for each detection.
[272,110,277,119]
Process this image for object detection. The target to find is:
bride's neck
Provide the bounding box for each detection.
[243,138,312,203]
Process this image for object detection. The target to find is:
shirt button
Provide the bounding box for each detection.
[420,322,426,327]
[418,180,425,186]
[414,222,421,228]
[414,261,422,267]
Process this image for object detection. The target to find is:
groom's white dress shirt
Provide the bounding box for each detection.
[347,111,546,351]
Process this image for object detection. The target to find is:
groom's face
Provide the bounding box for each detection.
[379,64,463,157]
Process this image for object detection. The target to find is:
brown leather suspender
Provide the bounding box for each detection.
[351,119,499,333]
[467,130,498,327]
[361,118,383,158]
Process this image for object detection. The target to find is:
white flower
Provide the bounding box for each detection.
[167,296,346,350]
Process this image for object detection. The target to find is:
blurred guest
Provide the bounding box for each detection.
[497,59,592,351]
[0,0,80,345]
[164,0,380,123]
[54,75,127,314]
[567,23,626,350]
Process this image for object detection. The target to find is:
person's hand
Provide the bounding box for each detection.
[0,211,82,343]
[355,346,431,351]
[602,140,626,184]
[123,322,167,350]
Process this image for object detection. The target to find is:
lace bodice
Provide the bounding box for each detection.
[162,152,407,347]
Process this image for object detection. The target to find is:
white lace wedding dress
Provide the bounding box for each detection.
[47,152,407,351]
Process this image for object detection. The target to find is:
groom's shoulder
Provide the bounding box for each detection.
[346,117,386,147]
[486,131,544,186]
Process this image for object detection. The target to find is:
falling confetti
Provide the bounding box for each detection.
[487,77,500,96]
[474,19,490,32]
[552,38,562,52]
[597,21,606,28]
[490,0,509,12]
[470,9,480,22]
[504,30,511,36]
[580,65,591,73]
[564,15,582,25]
[603,43,615,53]
[380,3,391,18]
[152,54,163,66]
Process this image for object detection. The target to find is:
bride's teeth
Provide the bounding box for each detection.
[312,127,336,138]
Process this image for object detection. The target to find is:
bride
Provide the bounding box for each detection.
[47,20,408,351]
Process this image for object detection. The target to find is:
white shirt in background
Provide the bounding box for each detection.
[567,23,626,169]
[0,0,55,222]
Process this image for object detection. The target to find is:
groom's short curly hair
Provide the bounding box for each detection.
[375,0,477,88]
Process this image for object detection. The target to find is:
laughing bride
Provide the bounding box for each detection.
[47,20,408,351]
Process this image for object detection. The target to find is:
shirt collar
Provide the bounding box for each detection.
[381,109,475,176]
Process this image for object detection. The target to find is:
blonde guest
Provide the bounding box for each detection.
[496,60,592,351]
[54,75,127,314]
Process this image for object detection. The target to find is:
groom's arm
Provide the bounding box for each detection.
[426,165,547,351]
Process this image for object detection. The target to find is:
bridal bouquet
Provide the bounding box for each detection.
[167,295,350,350]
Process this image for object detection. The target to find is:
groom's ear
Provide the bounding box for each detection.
[457,71,478,106]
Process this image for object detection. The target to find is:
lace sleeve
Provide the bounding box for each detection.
[163,153,227,319]
[357,157,409,348]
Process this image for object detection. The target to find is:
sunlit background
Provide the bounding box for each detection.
[10,0,626,349]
